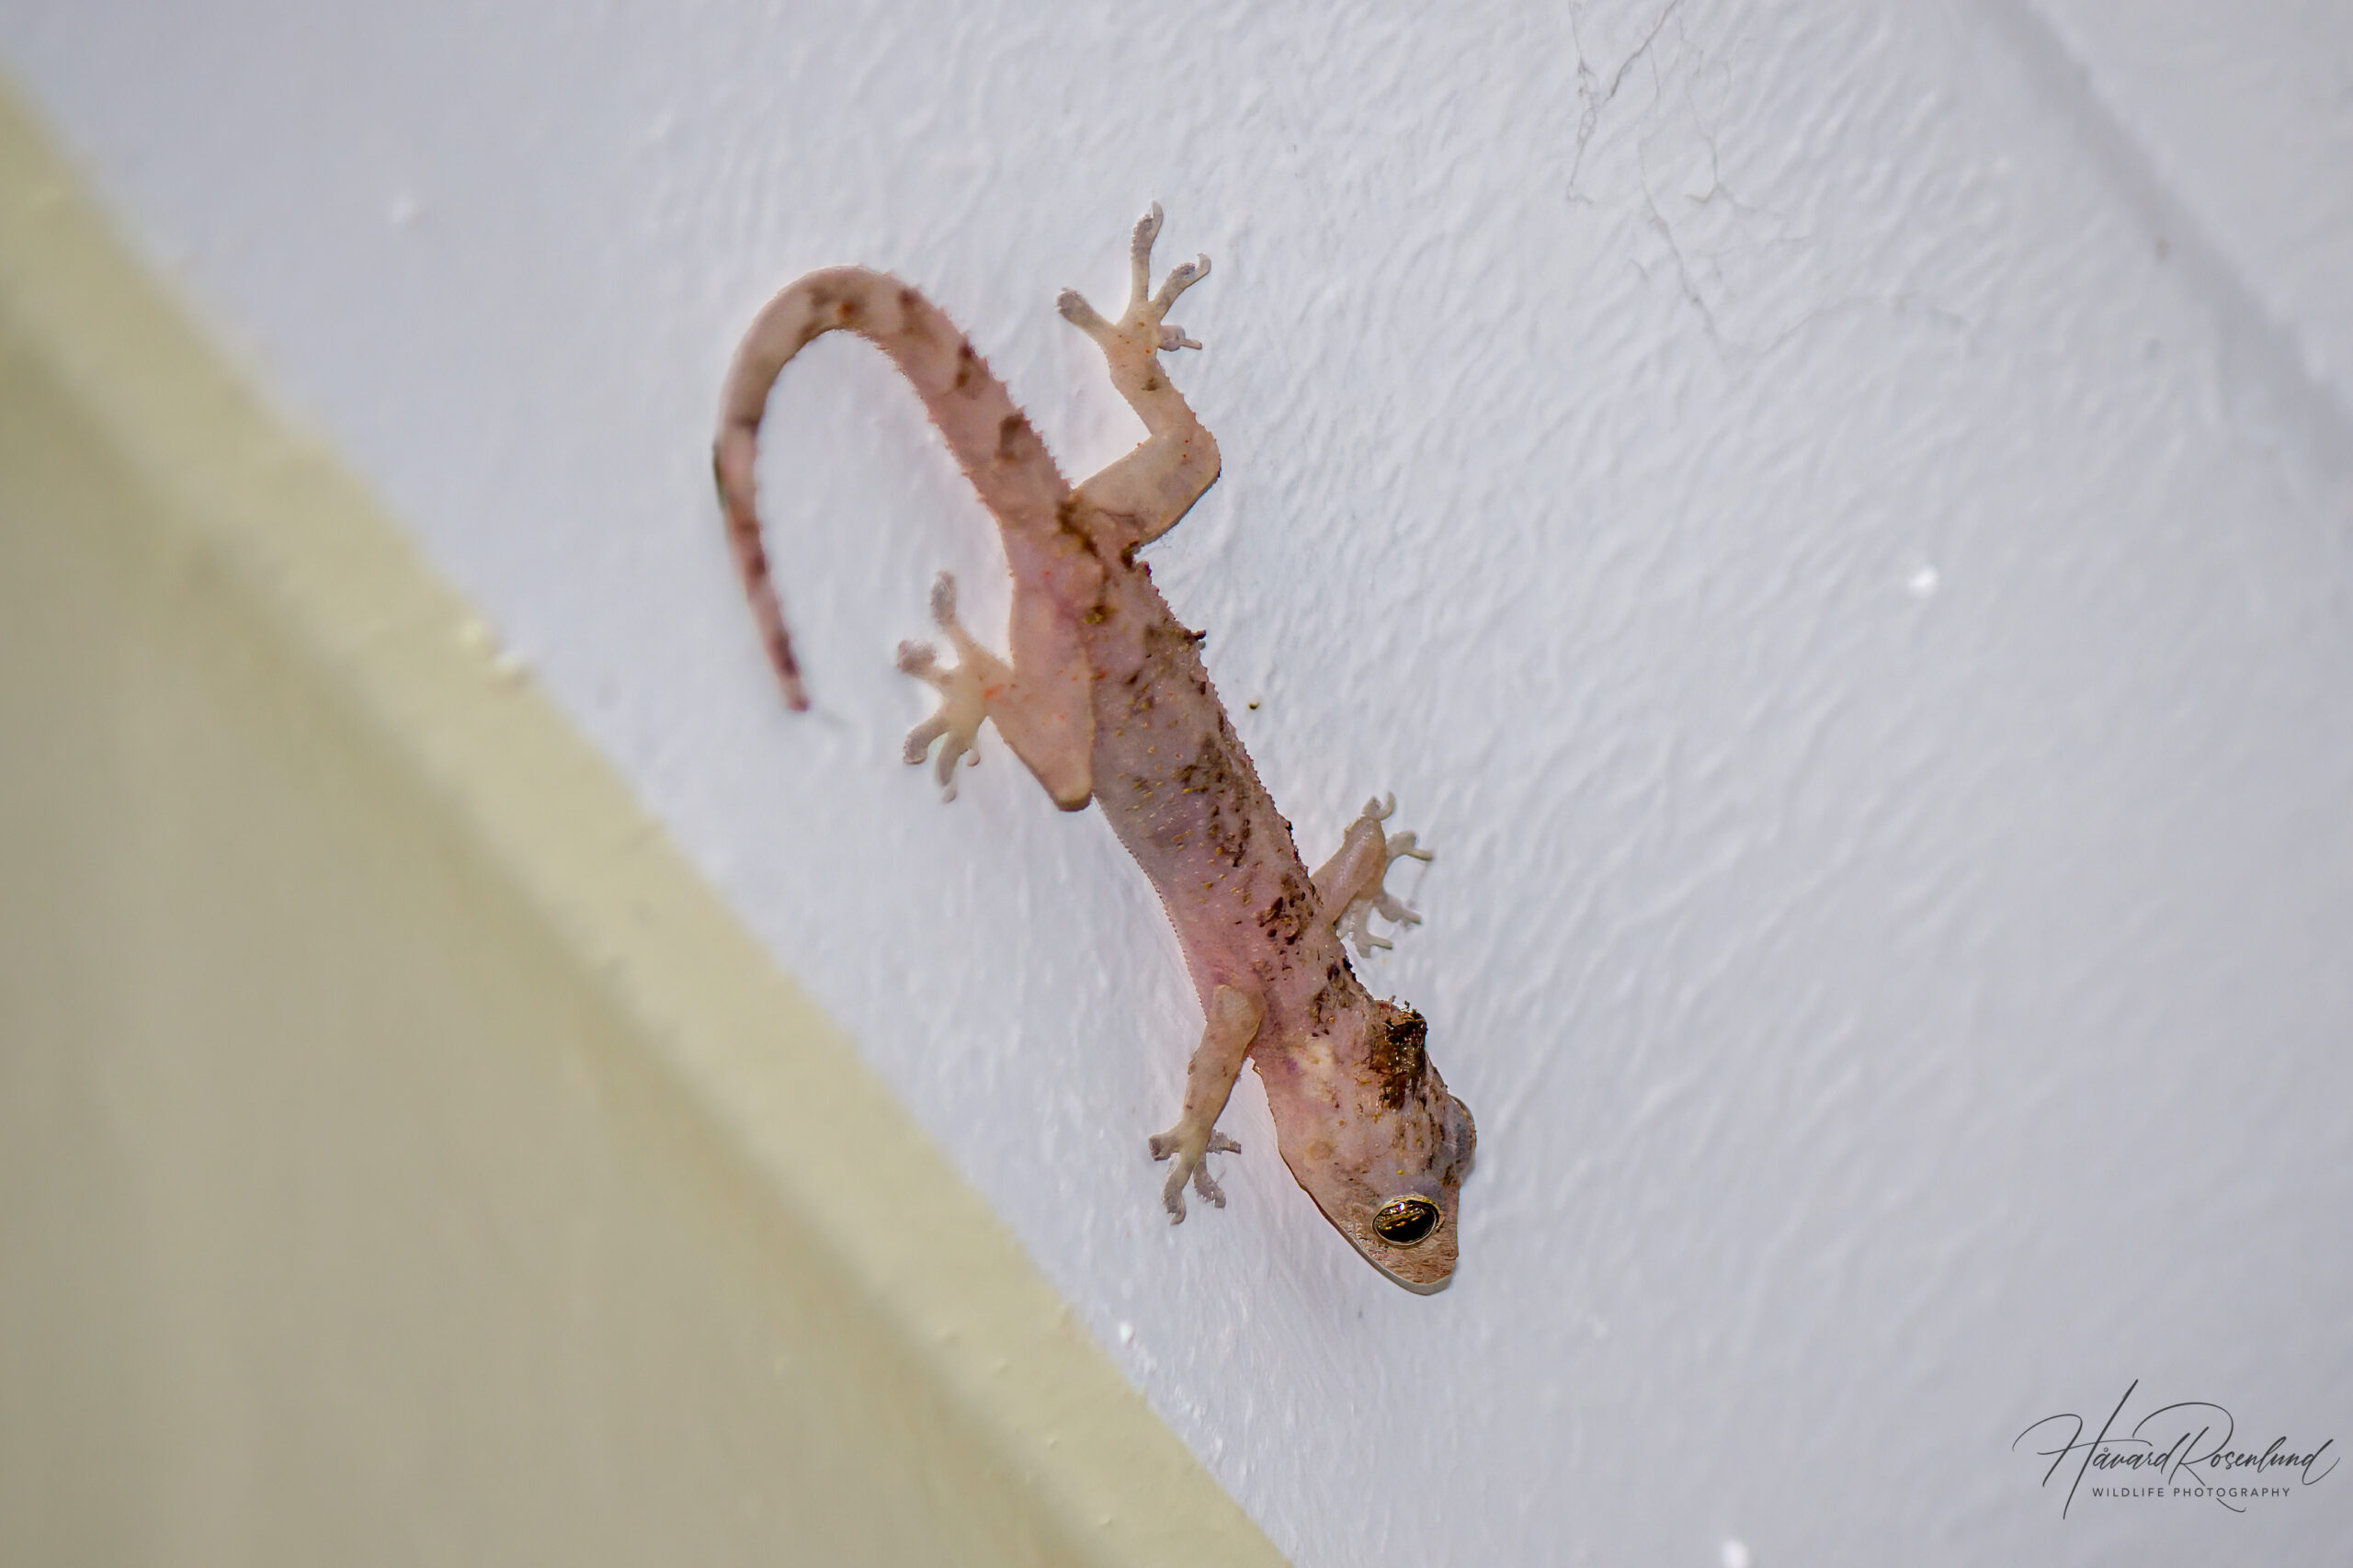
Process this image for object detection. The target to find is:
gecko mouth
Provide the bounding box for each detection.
[1363,1237,1456,1294]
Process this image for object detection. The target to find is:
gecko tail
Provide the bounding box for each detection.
[713,427,810,710]
[711,266,1074,714]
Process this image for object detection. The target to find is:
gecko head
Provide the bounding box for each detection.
[1275,1002,1478,1293]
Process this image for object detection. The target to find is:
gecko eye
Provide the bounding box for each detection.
[1371,1196,1441,1247]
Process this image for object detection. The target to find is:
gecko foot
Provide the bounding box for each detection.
[1313,795,1436,960]
[896,573,1008,801]
[1056,202,1211,359]
[1147,1126,1242,1222]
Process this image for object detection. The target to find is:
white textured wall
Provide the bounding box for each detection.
[6,2,2349,1562]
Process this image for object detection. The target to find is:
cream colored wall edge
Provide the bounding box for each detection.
[0,82,1286,1568]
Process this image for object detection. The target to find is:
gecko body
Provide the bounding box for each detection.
[714,207,1475,1290]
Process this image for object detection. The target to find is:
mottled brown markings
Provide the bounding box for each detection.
[1254,868,1315,947]
[1307,978,1338,1031]
[1169,733,1222,795]
[1368,1005,1429,1111]
[1199,797,1243,866]
[995,413,1028,460]
[953,340,977,390]
[1207,801,1251,868]
[894,287,933,342]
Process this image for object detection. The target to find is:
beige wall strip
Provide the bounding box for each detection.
[0,83,1286,1568]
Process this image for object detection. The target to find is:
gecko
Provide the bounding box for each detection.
[713,205,1476,1290]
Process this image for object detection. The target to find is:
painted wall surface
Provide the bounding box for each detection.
[2029,0,2353,418]
[5,2,2347,1562]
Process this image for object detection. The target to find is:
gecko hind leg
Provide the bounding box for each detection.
[1148,983,1263,1221]
[897,571,1093,807]
[1311,795,1437,960]
[1058,204,1222,546]
[895,574,1006,801]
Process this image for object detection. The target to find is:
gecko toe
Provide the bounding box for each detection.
[902,712,948,766]
[1157,1160,1189,1223]
[1056,288,1111,337]
[1152,1122,1240,1221]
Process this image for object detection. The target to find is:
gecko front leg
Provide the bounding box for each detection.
[1312,796,1435,959]
[1147,983,1263,1221]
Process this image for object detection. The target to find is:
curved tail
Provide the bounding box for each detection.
[712,267,1073,710]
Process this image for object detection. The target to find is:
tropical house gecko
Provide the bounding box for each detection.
[713,206,1475,1290]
